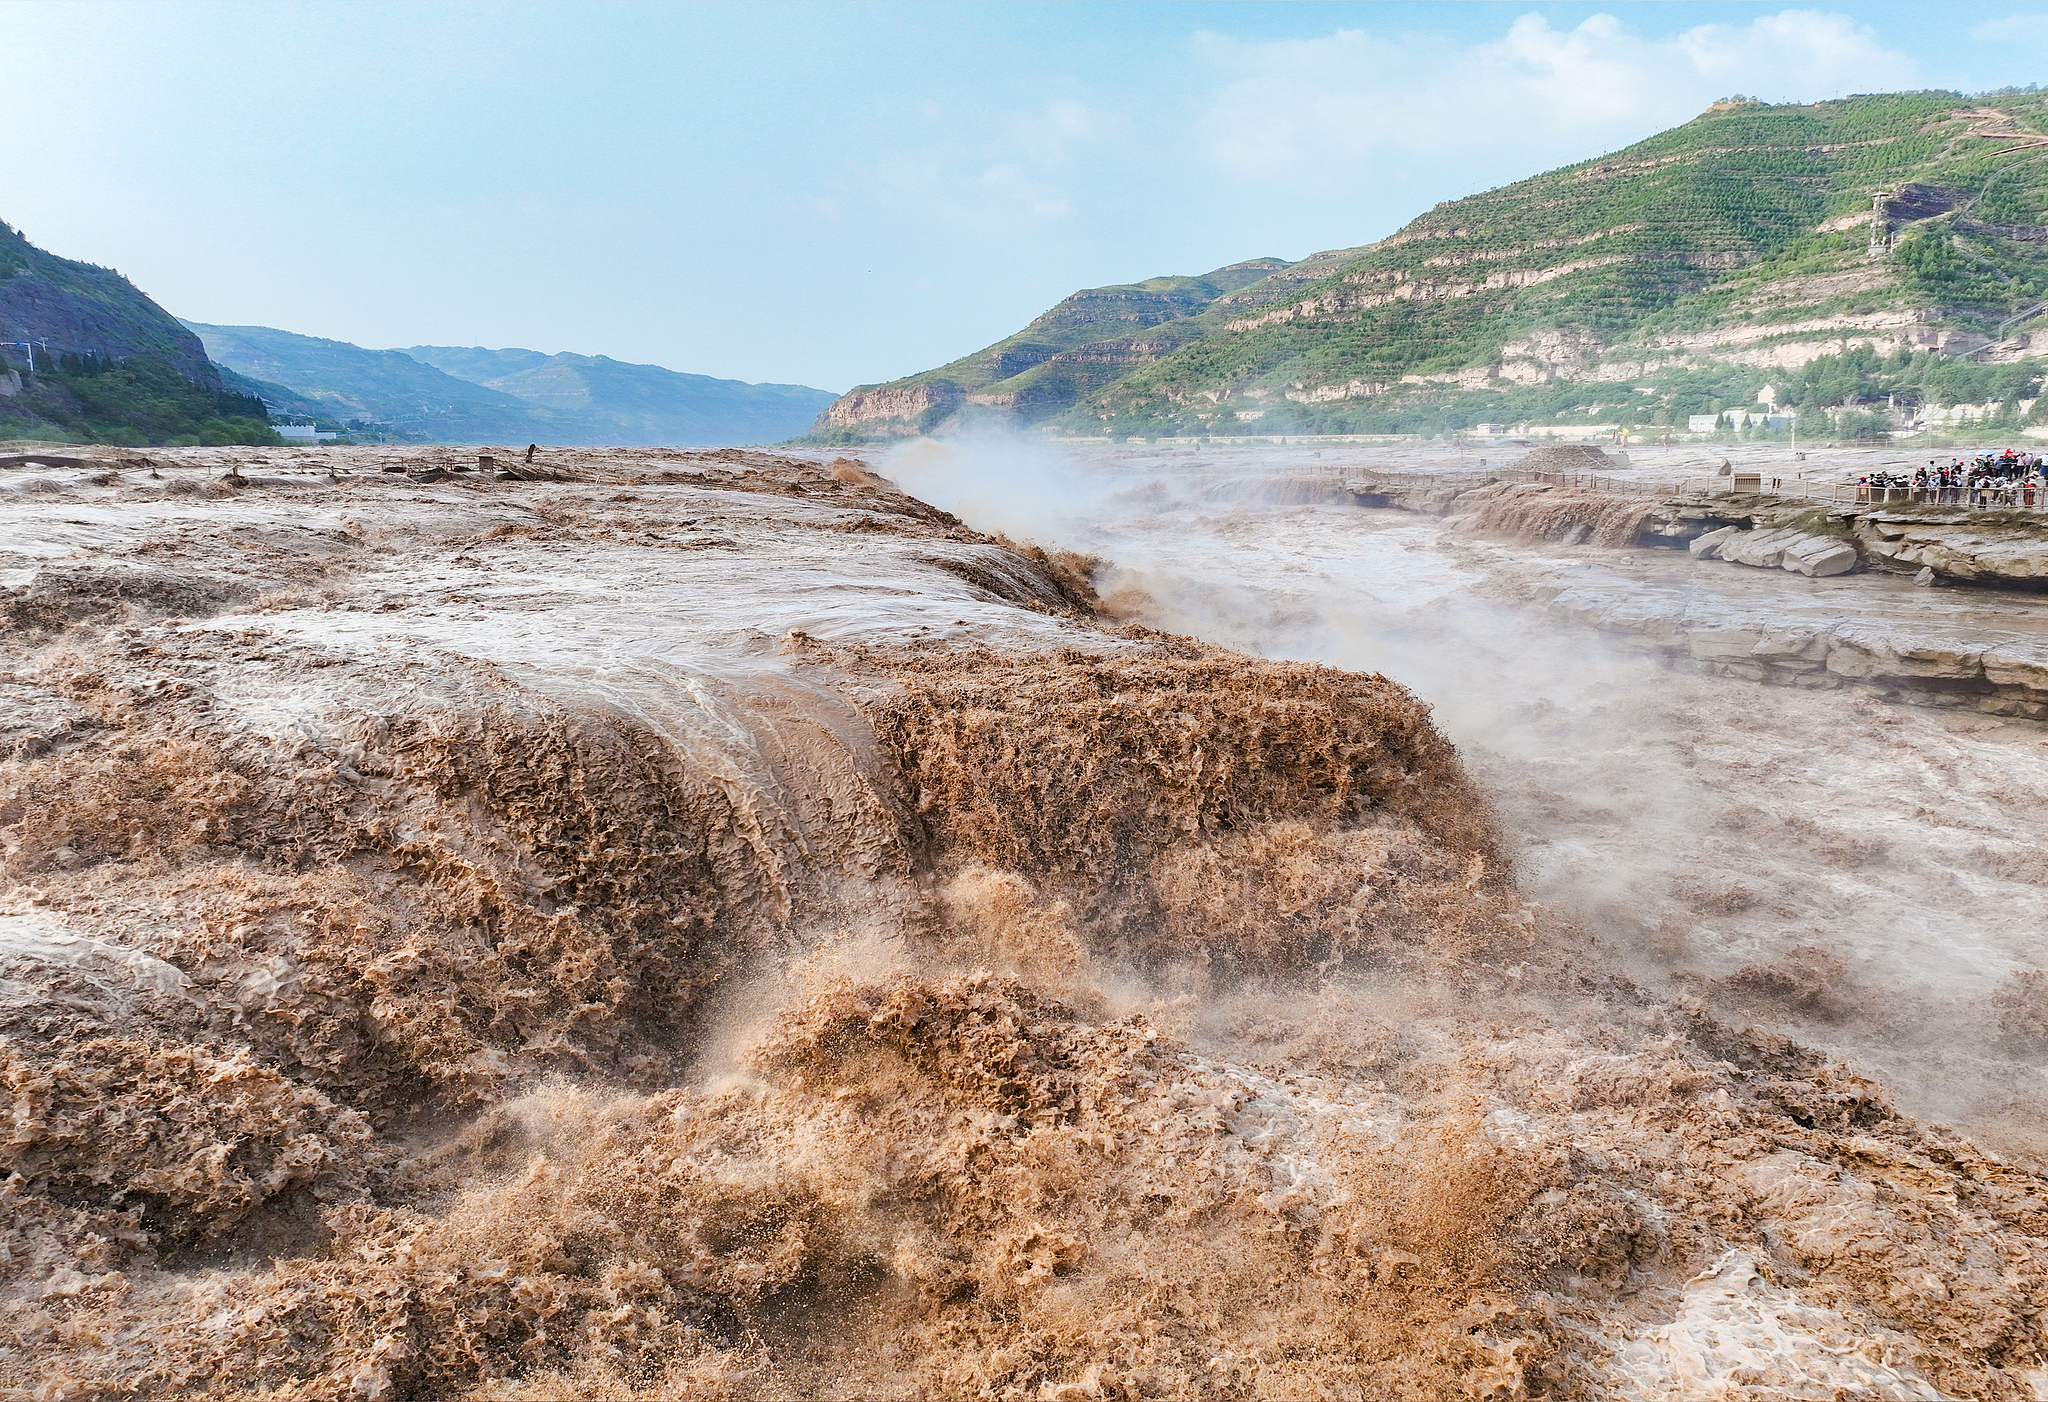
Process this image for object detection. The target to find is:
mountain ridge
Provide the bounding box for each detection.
[818,258,1297,435]
[187,322,840,446]
[405,344,838,445]
[183,322,577,443]
[1,222,217,385]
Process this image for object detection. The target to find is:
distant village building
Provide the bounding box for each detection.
[1689,409,1796,433]
[275,421,338,442]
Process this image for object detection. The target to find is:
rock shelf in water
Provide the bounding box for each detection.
[1334,456,2048,717]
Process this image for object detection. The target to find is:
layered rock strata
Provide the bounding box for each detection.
[1348,469,2048,592]
[1334,474,2048,715]
[1688,522,1860,578]
[1535,584,2048,717]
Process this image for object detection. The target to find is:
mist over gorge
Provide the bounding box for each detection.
[8,74,2048,1402]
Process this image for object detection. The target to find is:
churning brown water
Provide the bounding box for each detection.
[1,442,2045,1399]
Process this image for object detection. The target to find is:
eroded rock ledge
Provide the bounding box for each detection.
[1340,473,2048,717]
[1347,469,2048,591]
[1645,494,2048,590]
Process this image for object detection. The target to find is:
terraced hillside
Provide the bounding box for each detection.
[816,90,2048,440]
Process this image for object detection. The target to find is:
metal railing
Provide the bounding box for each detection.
[1520,471,2048,511]
[1825,482,2047,509]
[1656,476,2048,510]
[1343,467,2048,512]
[1674,476,1838,502]
[1527,471,1690,495]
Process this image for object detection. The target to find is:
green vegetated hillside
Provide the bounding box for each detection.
[812,258,1301,438]
[406,345,838,445]
[0,222,277,446]
[815,89,2048,441]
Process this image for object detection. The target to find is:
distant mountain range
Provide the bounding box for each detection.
[186,323,838,446]
[816,89,2048,440]
[405,344,836,446]
[2,213,838,449]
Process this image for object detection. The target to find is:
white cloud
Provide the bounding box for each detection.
[834,98,1110,233]
[1969,14,2048,44]
[1004,99,1114,166]
[1195,10,1920,189]
[863,151,1074,231]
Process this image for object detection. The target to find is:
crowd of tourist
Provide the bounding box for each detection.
[1856,450,2045,507]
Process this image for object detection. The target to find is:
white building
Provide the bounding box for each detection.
[1687,409,1795,433]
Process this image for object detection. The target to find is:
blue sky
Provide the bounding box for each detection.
[5,1,2048,390]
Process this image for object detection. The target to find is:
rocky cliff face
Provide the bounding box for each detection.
[0,222,282,444]
[819,379,966,435]
[0,222,218,386]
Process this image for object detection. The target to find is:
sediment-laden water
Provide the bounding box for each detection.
[923,439,2048,1151]
[1,441,2044,1399]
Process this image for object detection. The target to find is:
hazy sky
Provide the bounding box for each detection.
[5,1,2047,390]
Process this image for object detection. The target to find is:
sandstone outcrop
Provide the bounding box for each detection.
[1531,578,2048,717]
[814,379,964,435]
[1356,477,2048,591]
[1853,510,2048,585]
[1332,468,2048,711]
[1692,523,1860,577]
[1636,493,2048,590]
[1343,470,1503,514]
